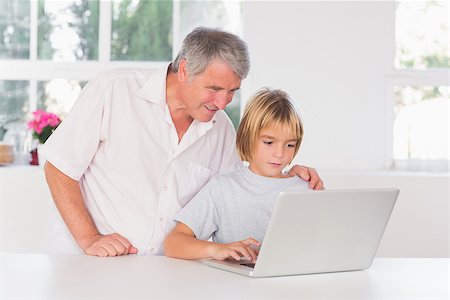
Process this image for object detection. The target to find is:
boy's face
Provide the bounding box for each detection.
[248,125,298,178]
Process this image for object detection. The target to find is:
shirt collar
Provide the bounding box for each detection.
[193,117,217,134]
[134,63,171,104]
[175,117,217,155]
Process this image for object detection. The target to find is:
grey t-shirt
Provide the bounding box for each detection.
[174,167,311,244]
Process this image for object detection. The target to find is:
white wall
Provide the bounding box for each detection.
[0,166,54,253]
[242,1,449,258]
[242,1,394,171]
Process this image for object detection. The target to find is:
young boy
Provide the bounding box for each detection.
[164,88,311,262]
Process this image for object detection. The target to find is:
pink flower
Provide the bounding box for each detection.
[28,110,61,143]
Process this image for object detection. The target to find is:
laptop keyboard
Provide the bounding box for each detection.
[239,262,255,268]
[224,257,256,268]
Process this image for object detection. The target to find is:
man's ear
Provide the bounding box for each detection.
[178,59,188,82]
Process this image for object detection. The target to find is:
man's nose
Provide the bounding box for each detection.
[213,92,232,110]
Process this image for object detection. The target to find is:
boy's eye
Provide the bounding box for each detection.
[263,141,273,145]
[287,144,296,148]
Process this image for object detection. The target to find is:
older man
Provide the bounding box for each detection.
[43,27,323,257]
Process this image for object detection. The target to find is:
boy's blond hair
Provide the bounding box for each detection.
[236,88,304,162]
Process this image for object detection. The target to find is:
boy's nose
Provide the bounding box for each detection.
[273,146,284,158]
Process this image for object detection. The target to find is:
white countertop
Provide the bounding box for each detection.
[0,253,448,299]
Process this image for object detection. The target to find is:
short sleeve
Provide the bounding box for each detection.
[41,77,112,180]
[174,178,221,241]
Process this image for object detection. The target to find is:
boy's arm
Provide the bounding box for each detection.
[164,222,260,261]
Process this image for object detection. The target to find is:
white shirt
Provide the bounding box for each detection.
[42,65,242,255]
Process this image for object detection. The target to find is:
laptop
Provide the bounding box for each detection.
[202,188,399,278]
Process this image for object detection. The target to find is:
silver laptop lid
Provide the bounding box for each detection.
[253,188,399,277]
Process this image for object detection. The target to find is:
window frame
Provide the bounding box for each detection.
[0,0,179,113]
[385,68,449,171]
[1,0,245,131]
[384,1,449,172]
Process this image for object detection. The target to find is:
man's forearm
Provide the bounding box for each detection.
[44,162,99,251]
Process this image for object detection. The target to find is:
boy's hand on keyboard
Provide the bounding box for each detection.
[208,238,261,262]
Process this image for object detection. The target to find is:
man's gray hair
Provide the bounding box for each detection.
[172,27,250,80]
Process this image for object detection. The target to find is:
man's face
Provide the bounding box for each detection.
[248,126,298,178]
[179,59,241,122]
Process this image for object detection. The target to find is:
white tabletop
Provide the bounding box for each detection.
[0,253,448,299]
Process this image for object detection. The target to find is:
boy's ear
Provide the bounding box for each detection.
[178,59,188,82]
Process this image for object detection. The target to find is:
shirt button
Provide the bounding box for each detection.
[159,216,165,223]
[150,247,155,253]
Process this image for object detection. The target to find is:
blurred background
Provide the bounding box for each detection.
[0,0,448,171]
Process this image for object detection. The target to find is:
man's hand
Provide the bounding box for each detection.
[80,233,138,257]
[288,165,324,190]
[208,238,261,262]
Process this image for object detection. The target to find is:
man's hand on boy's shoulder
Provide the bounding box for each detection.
[288,165,324,190]
[208,238,261,263]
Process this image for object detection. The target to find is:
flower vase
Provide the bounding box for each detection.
[37,144,46,167]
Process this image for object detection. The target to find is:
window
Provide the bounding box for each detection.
[0,0,243,154]
[111,0,173,61]
[389,1,449,172]
[0,0,30,59]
